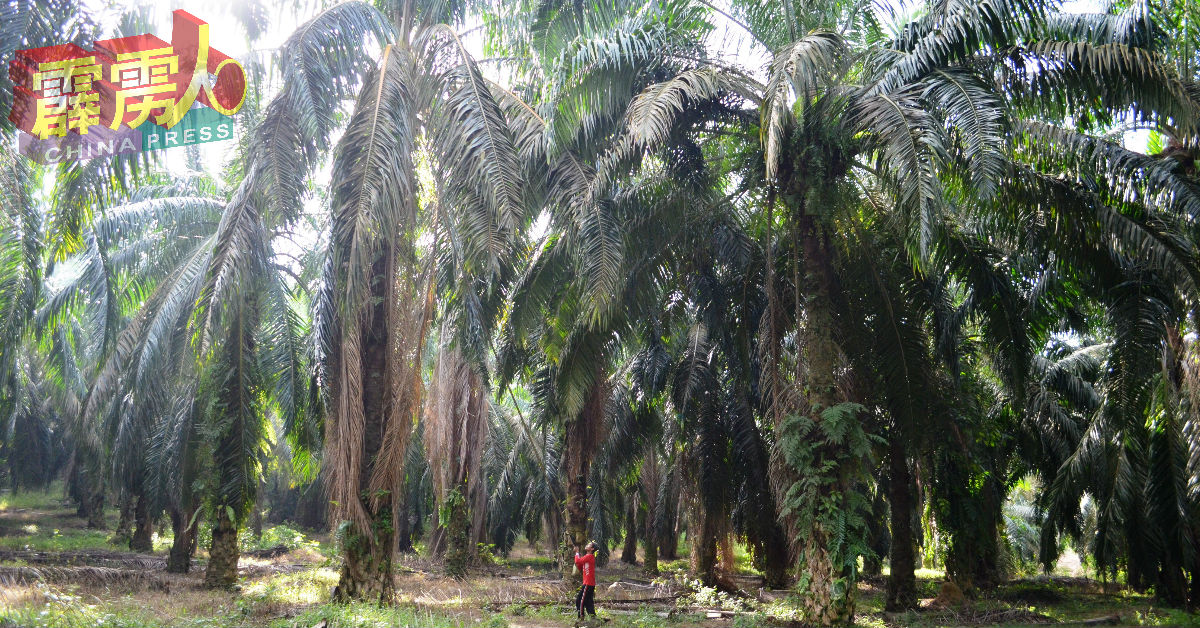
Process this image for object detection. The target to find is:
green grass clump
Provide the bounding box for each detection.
[622,606,673,627]
[240,567,339,606]
[657,558,689,572]
[501,555,555,569]
[0,489,66,512]
[244,524,322,553]
[1134,608,1200,627]
[0,585,226,628]
[0,528,117,552]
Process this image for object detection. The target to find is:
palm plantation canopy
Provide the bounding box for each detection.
[2,0,1200,625]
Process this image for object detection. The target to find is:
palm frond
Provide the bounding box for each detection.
[921,68,1006,199]
[763,30,845,181]
[849,87,947,261]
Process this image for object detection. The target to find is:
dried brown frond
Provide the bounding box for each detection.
[424,323,490,554]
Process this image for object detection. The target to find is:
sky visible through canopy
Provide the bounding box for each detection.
[52,0,1126,285]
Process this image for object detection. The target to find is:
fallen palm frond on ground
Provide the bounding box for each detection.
[0,548,165,569]
[0,565,172,591]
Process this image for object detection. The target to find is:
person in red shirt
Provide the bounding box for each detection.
[574,541,598,623]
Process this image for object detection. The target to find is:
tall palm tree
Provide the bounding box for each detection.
[0,142,45,495]
[310,0,529,600]
[491,0,717,574]
[42,173,288,582]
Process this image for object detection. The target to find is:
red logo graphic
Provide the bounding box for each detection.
[8,10,246,141]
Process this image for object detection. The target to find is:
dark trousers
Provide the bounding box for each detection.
[575,584,595,618]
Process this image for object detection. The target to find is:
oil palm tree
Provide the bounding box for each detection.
[490,0,717,574]
[1027,265,1200,604]
[308,0,532,600]
[42,175,252,578]
[484,387,563,556]
[0,142,45,495]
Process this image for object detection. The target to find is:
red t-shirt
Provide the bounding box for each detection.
[574,552,596,585]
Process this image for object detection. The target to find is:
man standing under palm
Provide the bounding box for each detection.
[574,541,598,625]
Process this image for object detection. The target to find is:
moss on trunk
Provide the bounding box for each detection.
[333,499,396,603]
[204,508,239,589]
[441,486,470,578]
[797,528,854,624]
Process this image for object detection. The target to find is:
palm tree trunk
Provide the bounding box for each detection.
[1158,559,1189,606]
[395,493,414,553]
[130,492,153,552]
[111,492,134,544]
[429,524,447,556]
[169,438,201,573]
[544,511,561,558]
[443,484,470,578]
[658,465,680,560]
[785,214,856,625]
[335,499,396,601]
[84,488,105,529]
[621,493,638,564]
[863,487,888,578]
[1128,557,1147,591]
[755,520,792,588]
[641,451,659,575]
[641,505,658,575]
[886,440,917,611]
[70,468,86,519]
[297,482,326,530]
[204,507,239,589]
[661,515,680,560]
[563,421,589,568]
[167,504,198,573]
[333,263,400,602]
[690,505,721,586]
[562,374,605,573]
[334,482,397,597]
[250,481,264,539]
[945,470,1004,592]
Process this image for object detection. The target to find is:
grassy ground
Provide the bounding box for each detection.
[1,488,1197,628]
